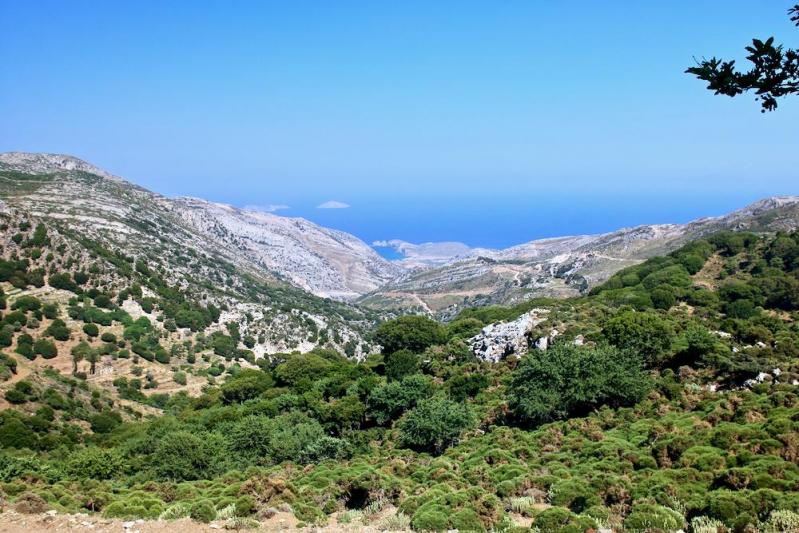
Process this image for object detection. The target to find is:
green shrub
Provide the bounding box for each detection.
[446,373,489,401]
[651,285,677,309]
[42,303,58,319]
[45,319,71,341]
[374,315,446,354]
[623,503,684,531]
[102,497,165,519]
[155,348,170,364]
[367,374,433,425]
[11,296,41,312]
[66,448,125,480]
[234,495,256,517]
[221,369,273,404]
[534,508,595,532]
[189,500,217,523]
[4,389,27,404]
[0,419,37,448]
[507,343,651,426]
[602,309,675,366]
[152,431,223,481]
[399,397,474,454]
[549,479,601,513]
[243,412,346,464]
[412,505,450,531]
[15,341,34,360]
[42,389,68,410]
[384,349,419,381]
[89,412,122,434]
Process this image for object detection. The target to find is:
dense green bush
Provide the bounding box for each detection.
[399,397,474,453]
[33,339,58,359]
[82,323,99,337]
[384,349,419,381]
[367,374,433,425]
[534,508,596,532]
[602,309,675,366]
[48,273,79,292]
[152,430,223,481]
[374,315,446,354]
[221,369,274,404]
[507,343,651,426]
[189,500,216,523]
[66,448,125,480]
[11,295,41,312]
[45,319,71,341]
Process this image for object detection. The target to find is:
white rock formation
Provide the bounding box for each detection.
[469,309,549,362]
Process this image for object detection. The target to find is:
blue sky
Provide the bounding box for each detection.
[1,1,798,248]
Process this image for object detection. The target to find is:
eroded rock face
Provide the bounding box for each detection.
[470,309,550,362]
[174,198,402,300]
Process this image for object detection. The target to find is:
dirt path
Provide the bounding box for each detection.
[0,510,409,532]
[0,510,291,532]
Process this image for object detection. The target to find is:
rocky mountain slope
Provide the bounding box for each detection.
[0,152,398,301]
[0,152,381,357]
[359,196,799,317]
[175,197,400,300]
[4,152,797,327]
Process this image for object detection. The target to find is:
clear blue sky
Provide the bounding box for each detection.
[1,1,798,248]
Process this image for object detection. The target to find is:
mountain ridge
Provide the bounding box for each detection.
[0,151,382,358]
[0,151,400,301]
[361,195,799,316]
[3,151,798,320]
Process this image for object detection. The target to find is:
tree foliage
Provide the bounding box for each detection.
[373,315,446,354]
[686,5,799,111]
[507,343,651,427]
[398,397,474,454]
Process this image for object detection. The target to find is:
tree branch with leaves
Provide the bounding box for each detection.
[686,4,799,112]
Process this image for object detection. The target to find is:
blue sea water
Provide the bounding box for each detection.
[373,247,406,260]
[284,190,779,257]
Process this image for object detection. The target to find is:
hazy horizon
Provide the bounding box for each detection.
[2,1,798,249]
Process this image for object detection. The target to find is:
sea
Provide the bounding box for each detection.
[285,190,774,259]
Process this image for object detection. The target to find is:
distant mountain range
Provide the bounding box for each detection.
[362,196,799,316]
[3,152,798,324]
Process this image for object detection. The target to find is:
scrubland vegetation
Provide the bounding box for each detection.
[1,213,798,531]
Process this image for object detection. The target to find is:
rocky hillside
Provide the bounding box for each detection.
[0,152,399,301]
[0,152,380,358]
[359,196,799,317]
[4,152,797,328]
[174,197,400,300]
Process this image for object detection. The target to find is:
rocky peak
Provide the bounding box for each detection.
[0,152,121,181]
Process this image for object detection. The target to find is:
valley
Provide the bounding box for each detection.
[0,152,797,532]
